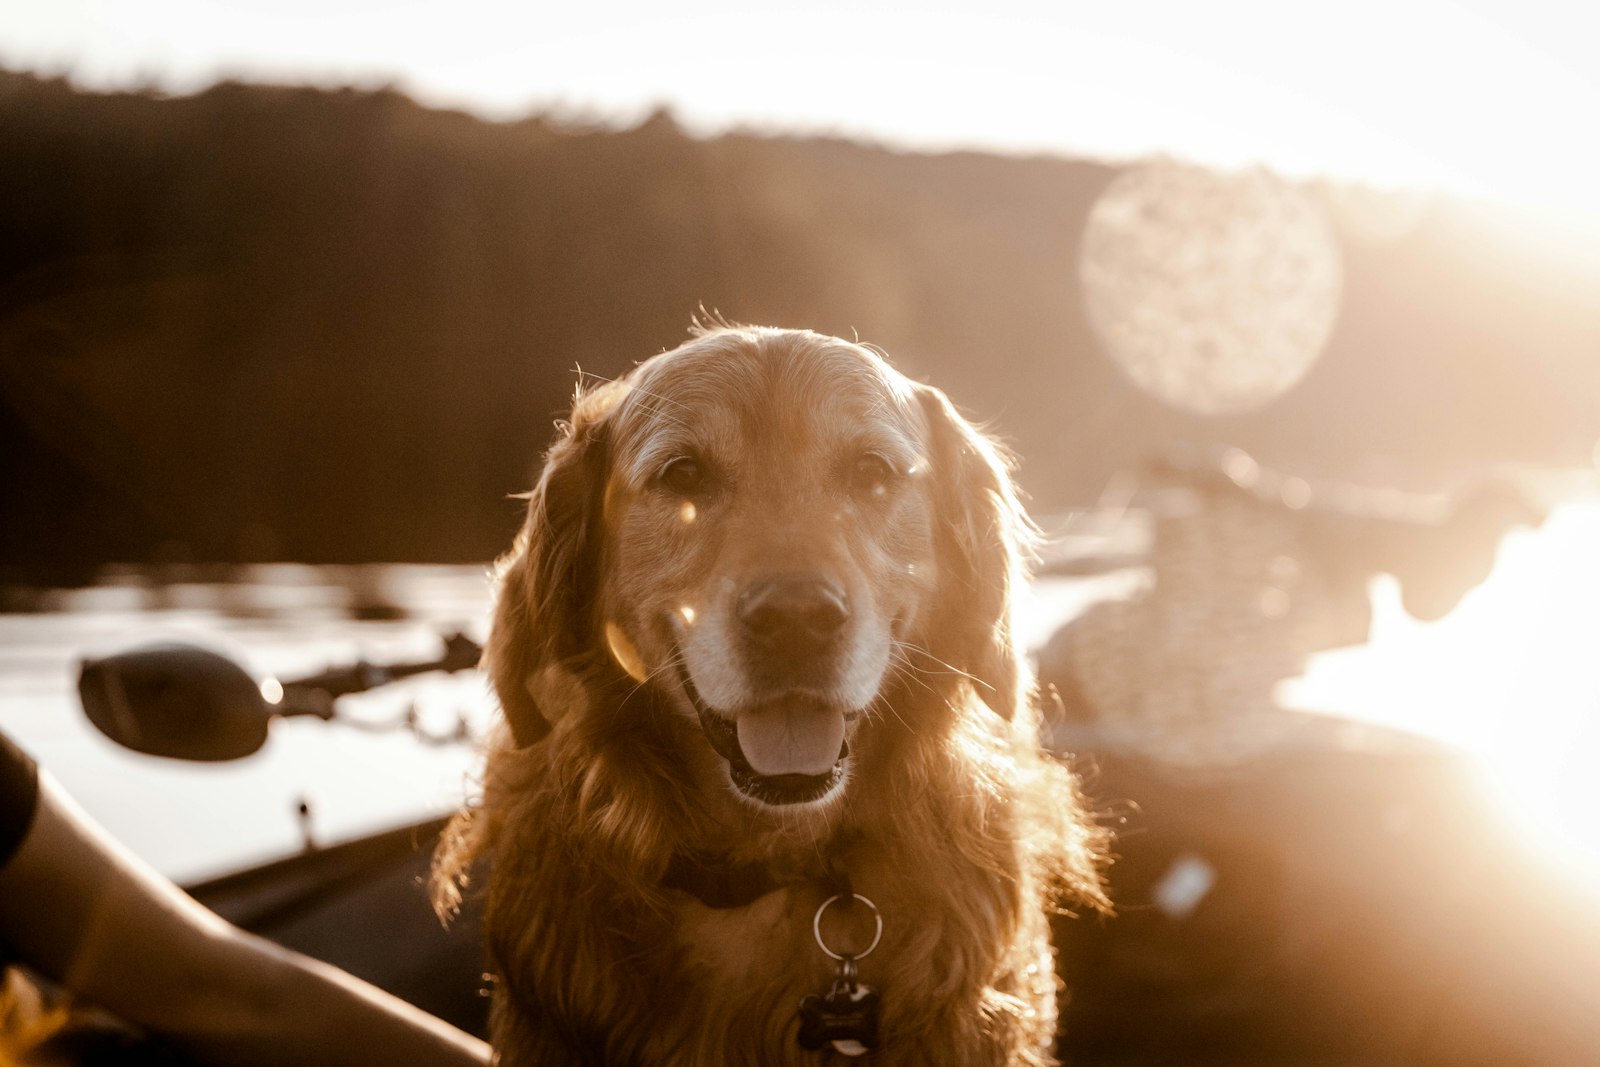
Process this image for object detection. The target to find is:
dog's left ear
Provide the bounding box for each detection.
[916,384,1036,721]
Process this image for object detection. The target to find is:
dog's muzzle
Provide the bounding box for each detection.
[678,665,852,806]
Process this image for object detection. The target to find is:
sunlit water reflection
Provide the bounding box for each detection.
[1281,496,1600,879]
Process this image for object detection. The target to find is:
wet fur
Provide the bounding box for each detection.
[433,325,1107,1066]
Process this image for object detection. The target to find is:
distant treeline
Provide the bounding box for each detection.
[2,72,1597,579]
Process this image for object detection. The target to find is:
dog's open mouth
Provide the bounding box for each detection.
[678,666,851,806]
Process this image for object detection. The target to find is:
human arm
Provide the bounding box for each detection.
[0,767,490,1067]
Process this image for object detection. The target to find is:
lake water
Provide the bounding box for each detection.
[0,564,503,881]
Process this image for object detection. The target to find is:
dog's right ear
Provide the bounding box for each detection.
[914,383,1036,722]
[487,379,627,746]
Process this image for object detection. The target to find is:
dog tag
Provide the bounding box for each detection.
[797,979,880,1057]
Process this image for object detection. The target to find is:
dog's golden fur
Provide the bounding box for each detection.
[433,325,1107,1066]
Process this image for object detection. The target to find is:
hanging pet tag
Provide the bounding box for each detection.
[798,973,881,1056]
[797,894,883,1057]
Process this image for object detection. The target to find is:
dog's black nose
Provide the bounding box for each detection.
[738,575,850,653]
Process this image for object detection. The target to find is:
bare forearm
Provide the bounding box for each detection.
[0,773,489,1066]
[170,933,489,1067]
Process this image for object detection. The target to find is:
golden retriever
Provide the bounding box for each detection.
[433,324,1107,1066]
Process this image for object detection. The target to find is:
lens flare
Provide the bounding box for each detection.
[1080,162,1343,415]
[604,621,648,683]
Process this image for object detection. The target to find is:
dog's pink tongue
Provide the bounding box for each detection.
[735,705,846,777]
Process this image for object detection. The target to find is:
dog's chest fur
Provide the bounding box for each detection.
[477,727,1069,1067]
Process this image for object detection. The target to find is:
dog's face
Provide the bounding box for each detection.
[489,327,1029,815]
[599,334,941,808]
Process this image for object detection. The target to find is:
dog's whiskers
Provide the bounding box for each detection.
[886,655,938,703]
[894,640,993,693]
[620,648,687,705]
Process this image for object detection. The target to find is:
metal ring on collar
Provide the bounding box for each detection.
[812,893,883,961]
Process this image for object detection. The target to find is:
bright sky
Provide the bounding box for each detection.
[3,0,1598,216]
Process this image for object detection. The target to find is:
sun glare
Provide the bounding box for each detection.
[1282,495,1600,875]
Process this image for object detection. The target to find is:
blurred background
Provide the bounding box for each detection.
[2,1,1599,1063]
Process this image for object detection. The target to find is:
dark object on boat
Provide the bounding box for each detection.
[78,644,275,762]
[1054,716,1600,1067]
[77,634,483,761]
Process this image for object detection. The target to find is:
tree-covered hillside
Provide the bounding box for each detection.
[2,73,1596,578]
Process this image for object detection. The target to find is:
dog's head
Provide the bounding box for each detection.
[487,325,1031,813]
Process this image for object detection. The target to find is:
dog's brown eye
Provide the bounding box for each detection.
[660,457,705,495]
[853,454,897,497]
